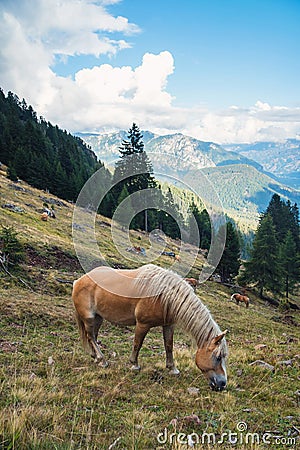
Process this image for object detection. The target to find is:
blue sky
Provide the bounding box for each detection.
[1,0,300,142]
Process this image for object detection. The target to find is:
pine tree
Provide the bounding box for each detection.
[114,185,136,229]
[199,210,211,250]
[99,192,116,219]
[119,122,144,155]
[112,123,156,231]
[289,202,300,251]
[241,214,282,297]
[187,201,211,249]
[216,221,240,283]
[187,201,201,246]
[159,188,184,240]
[114,125,155,195]
[280,231,300,299]
[53,161,67,199]
[264,194,300,249]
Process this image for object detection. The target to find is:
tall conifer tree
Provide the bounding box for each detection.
[112,123,156,230]
[280,231,300,299]
[241,214,282,297]
[216,221,240,283]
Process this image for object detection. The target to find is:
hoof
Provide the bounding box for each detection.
[130,364,141,372]
[95,358,108,368]
[168,367,180,376]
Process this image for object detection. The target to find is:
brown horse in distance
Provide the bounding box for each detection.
[231,293,250,308]
[184,277,199,290]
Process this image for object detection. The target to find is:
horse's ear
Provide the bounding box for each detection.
[212,330,227,346]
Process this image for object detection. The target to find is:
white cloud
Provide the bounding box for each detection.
[0,0,299,143]
[0,0,140,121]
[45,51,178,132]
[134,52,175,107]
[1,0,139,55]
[184,103,300,143]
[254,100,272,111]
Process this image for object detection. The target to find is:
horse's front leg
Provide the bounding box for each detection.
[163,325,180,375]
[129,322,150,371]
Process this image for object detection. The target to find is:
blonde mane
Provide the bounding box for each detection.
[136,264,224,350]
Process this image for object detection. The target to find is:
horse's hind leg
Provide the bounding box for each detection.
[129,322,150,371]
[94,314,103,343]
[84,317,108,367]
[163,325,180,375]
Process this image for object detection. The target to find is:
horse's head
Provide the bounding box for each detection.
[195,330,228,391]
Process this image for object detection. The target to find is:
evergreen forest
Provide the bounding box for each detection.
[241,194,300,300]
[0,89,105,201]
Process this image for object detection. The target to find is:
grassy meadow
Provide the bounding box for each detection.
[0,169,299,449]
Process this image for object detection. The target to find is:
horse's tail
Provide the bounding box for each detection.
[74,310,91,354]
[72,280,93,355]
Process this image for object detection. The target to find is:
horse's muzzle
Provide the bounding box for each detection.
[209,375,227,392]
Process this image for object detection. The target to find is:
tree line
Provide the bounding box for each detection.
[240,194,300,300]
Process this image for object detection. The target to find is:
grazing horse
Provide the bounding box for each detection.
[72,264,228,391]
[184,277,199,290]
[231,293,250,308]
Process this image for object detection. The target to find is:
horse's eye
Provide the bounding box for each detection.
[216,355,222,362]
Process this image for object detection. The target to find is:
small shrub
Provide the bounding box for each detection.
[279,297,290,312]
[0,225,25,269]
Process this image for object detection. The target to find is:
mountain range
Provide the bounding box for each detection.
[78,131,263,172]
[78,131,299,227]
[224,139,300,189]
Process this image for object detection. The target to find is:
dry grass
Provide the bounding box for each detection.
[0,171,299,449]
[0,285,299,450]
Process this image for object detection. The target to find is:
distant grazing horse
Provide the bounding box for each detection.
[231,293,250,308]
[72,264,228,391]
[184,277,199,290]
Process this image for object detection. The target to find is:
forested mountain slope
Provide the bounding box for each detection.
[0,89,110,201]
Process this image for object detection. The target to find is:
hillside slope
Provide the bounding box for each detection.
[0,168,299,449]
[200,164,300,222]
[0,166,195,278]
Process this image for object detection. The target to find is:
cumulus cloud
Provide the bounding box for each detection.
[1,0,139,54]
[0,0,138,104]
[0,0,299,143]
[40,50,178,132]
